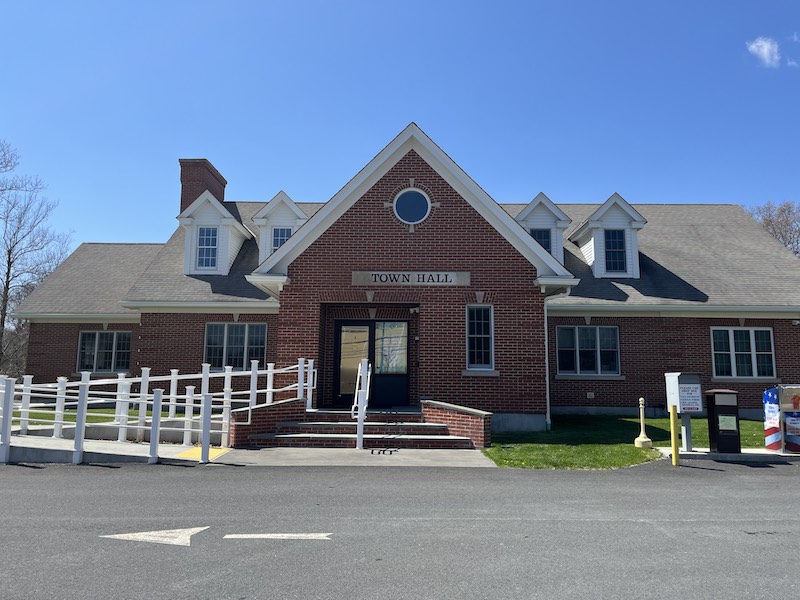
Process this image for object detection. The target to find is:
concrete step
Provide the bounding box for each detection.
[308,409,423,423]
[246,432,475,450]
[279,421,448,436]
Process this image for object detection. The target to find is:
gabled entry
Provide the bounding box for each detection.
[334,320,409,409]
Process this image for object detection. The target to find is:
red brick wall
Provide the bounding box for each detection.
[549,316,800,411]
[230,397,306,448]
[26,322,141,383]
[275,150,547,415]
[421,400,492,448]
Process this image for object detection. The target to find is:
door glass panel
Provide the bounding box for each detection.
[339,326,369,395]
[375,322,407,375]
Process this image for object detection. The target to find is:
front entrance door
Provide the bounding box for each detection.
[334,321,409,408]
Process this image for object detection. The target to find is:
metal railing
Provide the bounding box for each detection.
[0,358,317,464]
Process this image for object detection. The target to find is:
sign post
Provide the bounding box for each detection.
[665,372,703,452]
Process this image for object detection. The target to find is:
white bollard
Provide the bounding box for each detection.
[117,382,131,443]
[53,377,67,439]
[149,389,163,464]
[72,381,89,465]
[183,386,195,446]
[20,375,32,435]
[200,393,212,464]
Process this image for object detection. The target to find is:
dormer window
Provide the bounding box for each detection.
[604,230,626,273]
[197,227,218,269]
[272,227,292,253]
[530,229,552,253]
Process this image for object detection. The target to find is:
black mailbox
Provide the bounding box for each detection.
[705,389,740,453]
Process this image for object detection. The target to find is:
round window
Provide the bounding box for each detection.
[393,189,431,225]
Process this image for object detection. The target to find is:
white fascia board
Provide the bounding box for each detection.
[516,192,571,224]
[254,123,575,279]
[178,192,252,239]
[547,304,800,319]
[13,313,141,323]
[118,300,279,313]
[568,194,647,242]
[244,274,290,299]
[534,277,581,293]
[253,191,307,221]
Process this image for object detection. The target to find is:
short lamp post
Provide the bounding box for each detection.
[634,397,653,449]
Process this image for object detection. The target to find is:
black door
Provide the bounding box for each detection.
[333,320,409,409]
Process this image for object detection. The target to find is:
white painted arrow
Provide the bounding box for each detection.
[100,526,210,547]
[224,533,332,541]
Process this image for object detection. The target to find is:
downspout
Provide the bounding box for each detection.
[544,288,571,431]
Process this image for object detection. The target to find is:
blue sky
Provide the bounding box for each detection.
[2,1,798,245]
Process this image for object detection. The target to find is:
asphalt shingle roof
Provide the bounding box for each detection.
[18,201,800,316]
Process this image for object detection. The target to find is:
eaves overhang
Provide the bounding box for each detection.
[118,300,279,314]
[13,312,142,323]
[546,304,800,319]
[244,274,290,299]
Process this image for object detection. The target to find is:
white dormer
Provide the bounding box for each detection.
[252,191,309,264]
[515,192,571,264]
[568,193,646,279]
[178,190,253,276]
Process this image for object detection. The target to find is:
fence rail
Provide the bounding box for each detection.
[0,358,316,465]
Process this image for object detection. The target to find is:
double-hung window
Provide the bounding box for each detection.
[197,226,218,269]
[530,229,552,253]
[711,328,775,378]
[205,323,267,370]
[272,227,292,253]
[604,230,626,273]
[467,305,494,370]
[557,326,620,375]
[77,331,132,372]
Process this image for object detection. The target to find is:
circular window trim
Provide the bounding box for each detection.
[392,188,432,226]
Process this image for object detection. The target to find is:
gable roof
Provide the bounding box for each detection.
[14,243,164,321]
[251,123,576,287]
[568,192,646,242]
[178,190,254,239]
[515,192,571,225]
[252,191,308,221]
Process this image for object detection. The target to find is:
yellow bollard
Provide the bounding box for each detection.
[669,404,680,466]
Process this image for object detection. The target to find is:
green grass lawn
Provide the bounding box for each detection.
[13,407,175,426]
[482,415,765,469]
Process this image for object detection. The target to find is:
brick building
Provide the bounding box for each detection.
[16,124,800,430]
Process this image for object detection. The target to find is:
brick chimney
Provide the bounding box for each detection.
[179,159,227,213]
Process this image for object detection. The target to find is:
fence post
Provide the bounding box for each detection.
[168,369,179,419]
[149,389,163,464]
[183,386,195,446]
[222,366,233,448]
[72,380,89,465]
[136,367,150,443]
[306,359,314,410]
[298,358,306,407]
[0,377,15,464]
[117,381,131,443]
[53,377,68,439]
[355,359,369,450]
[201,363,210,397]
[20,375,32,435]
[114,373,126,423]
[249,360,259,407]
[200,393,212,464]
[266,362,274,405]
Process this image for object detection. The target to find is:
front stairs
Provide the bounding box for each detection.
[247,409,476,450]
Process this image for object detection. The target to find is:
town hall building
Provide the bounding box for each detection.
[16,124,800,444]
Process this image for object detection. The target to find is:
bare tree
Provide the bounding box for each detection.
[0,141,71,375]
[748,200,800,257]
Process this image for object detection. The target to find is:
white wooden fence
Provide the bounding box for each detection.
[0,358,316,465]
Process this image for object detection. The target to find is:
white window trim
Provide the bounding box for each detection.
[604,229,627,273]
[197,226,219,270]
[465,304,494,371]
[77,331,132,373]
[271,226,293,254]
[204,323,268,371]
[710,327,776,379]
[556,326,621,376]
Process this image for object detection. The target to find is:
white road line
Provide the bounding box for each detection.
[100,526,210,547]
[224,533,332,541]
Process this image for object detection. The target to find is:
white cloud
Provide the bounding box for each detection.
[794,32,799,42]
[746,37,781,68]
[788,58,799,67]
